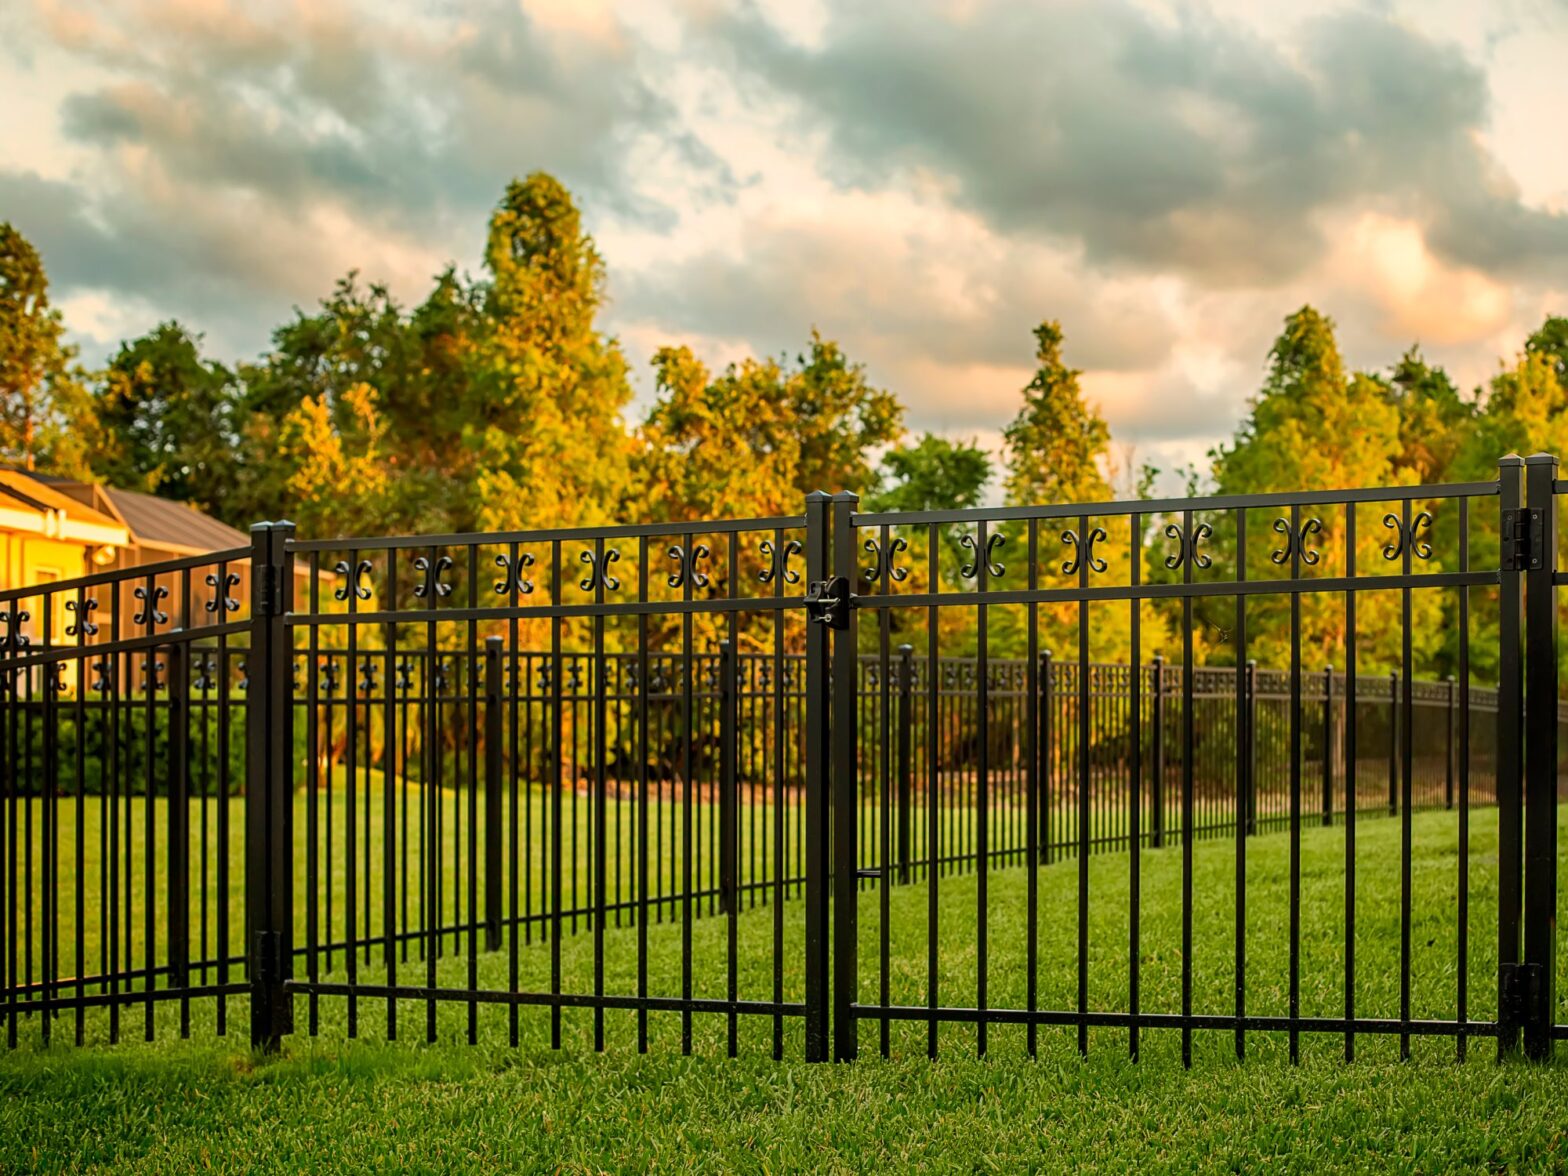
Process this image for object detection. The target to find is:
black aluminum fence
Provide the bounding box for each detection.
[1,456,1564,1065]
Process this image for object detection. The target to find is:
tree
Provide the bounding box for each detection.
[1208,307,1428,672]
[472,174,634,534]
[0,222,95,476]
[94,322,237,507]
[866,433,991,514]
[636,331,903,523]
[1385,346,1474,486]
[1003,321,1111,507]
[231,174,637,544]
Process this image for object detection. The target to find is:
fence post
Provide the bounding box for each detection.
[246,520,295,1052]
[484,637,503,953]
[1322,666,1334,827]
[896,643,913,885]
[1388,669,1399,817]
[719,638,738,917]
[830,492,860,1062]
[1496,454,1525,1056]
[1522,452,1558,1061]
[802,491,832,1062]
[1151,654,1165,849]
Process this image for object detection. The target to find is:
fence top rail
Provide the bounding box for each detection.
[0,546,252,607]
[851,479,1501,528]
[285,514,807,555]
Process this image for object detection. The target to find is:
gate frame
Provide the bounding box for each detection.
[247,520,295,1052]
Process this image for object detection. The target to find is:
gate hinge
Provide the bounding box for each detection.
[1501,508,1543,572]
[804,576,853,630]
[253,565,286,616]
[1501,961,1543,1026]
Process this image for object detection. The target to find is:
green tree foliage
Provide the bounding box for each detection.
[228,175,636,542]
[473,174,634,533]
[1003,321,1112,507]
[0,223,95,476]
[866,433,990,514]
[636,331,903,523]
[1208,307,1437,672]
[93,322,237,508]
[1386,346,1474,486]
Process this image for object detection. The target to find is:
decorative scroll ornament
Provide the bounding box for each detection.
[1269,516,1323,566]
[1381,510,1434,562]
[0,609,29,650]
[666,543,710,590]
[142,658,164,691]
[1060,527,1107,576]
[48,663,67,692]
[358,659,377,693]
[90,658,112,693]
[395,659,414,691]
[193,655,216,692]
[65,596,100,637]
[205,571,242,614]
[758,538,802,585]
[579,548,622,593]
[493,551,536,596]
[863,535,910,584]
[320,660,340,695]
[1163,521,1213,571]
[332,559,373,602]
[236,659,249,691]
[959,531,1007,579]
[133,584,169,626]
[412,555,454,600]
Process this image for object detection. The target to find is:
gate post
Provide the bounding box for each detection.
[802,492,832,1062]
[829,492,860,1062]
[246,520,295,1052]
[1496,454,1525,1056]
[1522,453,1558,1060]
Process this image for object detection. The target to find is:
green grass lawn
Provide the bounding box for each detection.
[4,797,1568,1171]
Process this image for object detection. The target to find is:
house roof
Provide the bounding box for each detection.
[0,470,130,547]
[28,475,247,556]
[99,487,248,555]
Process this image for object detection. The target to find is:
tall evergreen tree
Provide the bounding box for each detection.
[1003,321,1111,507]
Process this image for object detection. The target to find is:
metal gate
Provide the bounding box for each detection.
[818,455,1559,1063]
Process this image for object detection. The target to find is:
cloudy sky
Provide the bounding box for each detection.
[3,0,1568,488]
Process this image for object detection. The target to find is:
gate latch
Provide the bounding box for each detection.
[1501,507,1543,572]
[804,576,853,630]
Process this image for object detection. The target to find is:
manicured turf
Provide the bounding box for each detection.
[4,801,1568,1171]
